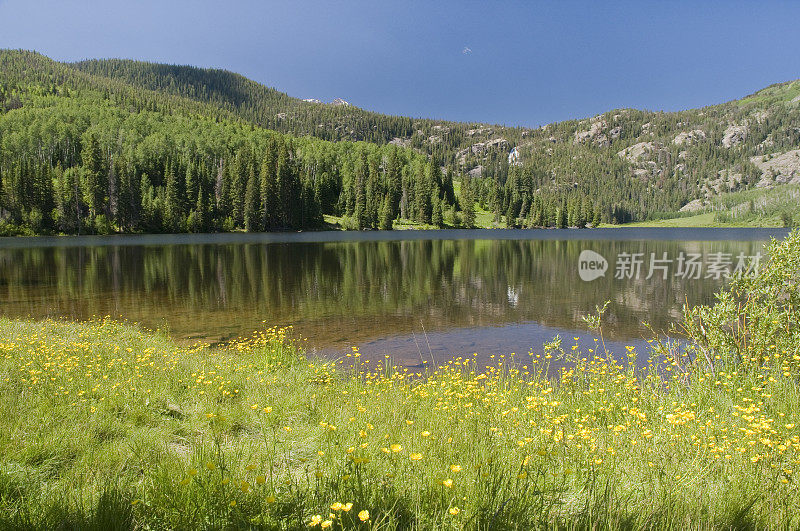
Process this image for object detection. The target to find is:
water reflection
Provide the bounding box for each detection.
[0,230,785,365]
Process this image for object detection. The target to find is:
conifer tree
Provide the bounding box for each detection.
[164,162,182,231]
[379,193,393,230]
[461,176,475,229]
[386,147,401,216]
[415,162,431,223]
[244,162,259,231]
[231,149,248,226]
[432,193,444,228]
[260,140,277,229]
[80,132,106,218]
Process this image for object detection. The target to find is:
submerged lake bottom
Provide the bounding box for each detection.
[0,228,788,369]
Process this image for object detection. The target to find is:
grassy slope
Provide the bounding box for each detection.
[617,185,800,228]
[613,212,786,228]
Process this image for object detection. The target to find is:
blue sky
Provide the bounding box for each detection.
[1,0,799,126]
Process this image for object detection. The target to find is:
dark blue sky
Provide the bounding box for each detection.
[1,0,799,126]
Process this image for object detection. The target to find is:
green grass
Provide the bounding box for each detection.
[1,235,800,529]
[737,79,800,107]
[612,212,788,228]
[323,209,499,231]
[618,185,800,228]
[612,212,723,228]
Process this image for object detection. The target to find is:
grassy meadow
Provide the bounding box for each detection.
[1,233,799,529]
[620,185,800,229]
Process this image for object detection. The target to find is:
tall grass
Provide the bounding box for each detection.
[1,234,799,529]
[711,185,800,226]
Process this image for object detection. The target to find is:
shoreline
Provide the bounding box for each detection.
[0,226,790,248]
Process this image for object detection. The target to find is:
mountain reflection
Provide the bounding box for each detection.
[0,236,770,362]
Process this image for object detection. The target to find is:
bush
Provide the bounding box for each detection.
[681,230,800,371]
[339,216,360,231]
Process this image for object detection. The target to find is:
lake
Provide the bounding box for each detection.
[0,228,789,368]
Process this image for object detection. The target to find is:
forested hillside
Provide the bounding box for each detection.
[0,50,453,235]
[1,49,799,234]
[70,58,529,162]
[71,56,800,225]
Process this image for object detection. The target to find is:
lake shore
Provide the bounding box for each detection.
[0,226,790,248]
[2,232,798,528]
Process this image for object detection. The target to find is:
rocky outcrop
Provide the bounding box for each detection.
[467,127,493,137]
[574,119,609,147]
[456,138,510,164]
[751,149,800,187]
[721,124,748,147]
[389,137,411,148]
[707,169,744,194]
[486,138,509,150]
[672,129,706,146]
[679,198,706,212]
[468,165,483,179]
[617,142,656,162]
[331,98,350,107]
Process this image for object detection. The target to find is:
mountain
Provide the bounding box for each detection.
[69,57,530,161]
[69,56,800,222]
[1,49,799,235]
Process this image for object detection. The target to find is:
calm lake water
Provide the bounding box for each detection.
[0,228,788,367]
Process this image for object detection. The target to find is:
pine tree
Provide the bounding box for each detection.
[353,151,368,229]
[260,140,277,229]
[244,162,259,231]
[164,162,181,232]
[34,163,55,230]
[215,158,228,220]
[386,147,401,217]
[185,161,198,211]
[557,203,568,228]
[196,187,208,232]
[432,193,444,228]
[442,168,456,205]
[505,203,515,228]
[415,162,431,223]
[461,176,475,228]
[56,165,81,233]
[276,141,302,228]
[114,154,130,230]
[379,194,393,230]
[80,132,106,218]
[231,149,248,226]
[592,204,602,227]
